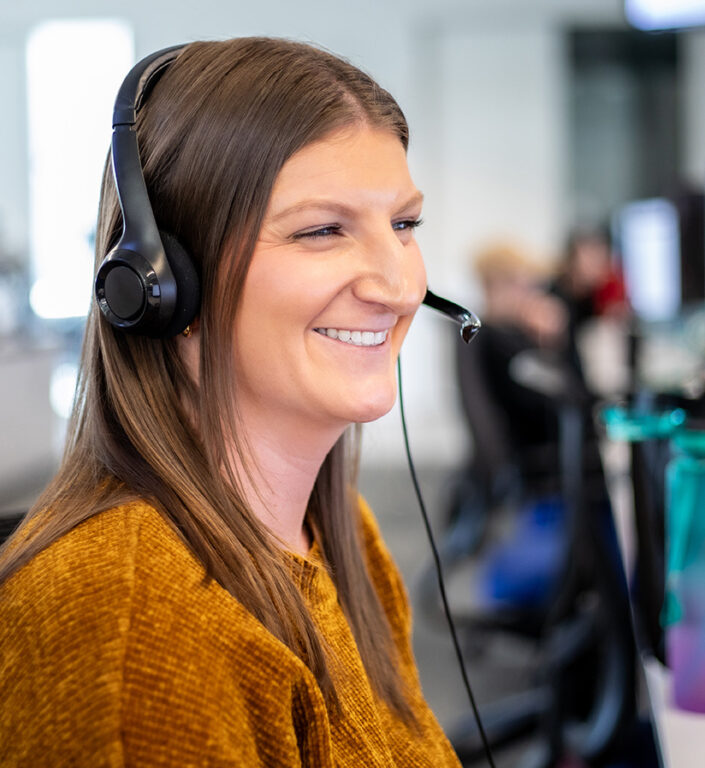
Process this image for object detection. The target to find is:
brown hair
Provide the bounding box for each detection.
[0,38,413,719]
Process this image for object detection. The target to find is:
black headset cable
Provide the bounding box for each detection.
[397,356,497,768]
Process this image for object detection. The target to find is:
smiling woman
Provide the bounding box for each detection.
[0,38,460,767]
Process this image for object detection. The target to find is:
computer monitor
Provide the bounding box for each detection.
[617,198,681,323]
[615,193,705,323]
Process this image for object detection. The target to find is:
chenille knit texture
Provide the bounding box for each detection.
[0,498,461,767]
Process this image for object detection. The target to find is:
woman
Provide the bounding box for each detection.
[0,38,462,766]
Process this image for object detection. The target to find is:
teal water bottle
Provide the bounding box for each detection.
[664,429,705,713]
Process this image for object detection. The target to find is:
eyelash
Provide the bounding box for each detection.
[395,217,424,232]
[293,218,424,240]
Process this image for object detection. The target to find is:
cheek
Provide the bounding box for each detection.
[394,247,426,346]
[238,248,301,335]
[411,245,428,302]
[391,315,415,354]
[234,259,319,397]
[233,268,280,390]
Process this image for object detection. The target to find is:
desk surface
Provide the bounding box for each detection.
[644,656,705,768]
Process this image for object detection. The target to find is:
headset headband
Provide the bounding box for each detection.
[113,45,185,127]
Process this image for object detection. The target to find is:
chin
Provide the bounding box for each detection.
[344,388,397,425]
[356,410,392,425]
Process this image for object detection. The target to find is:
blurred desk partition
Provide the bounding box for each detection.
[0,340,60,512]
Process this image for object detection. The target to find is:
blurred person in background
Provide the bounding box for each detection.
[550,224,627,385]
[553,225,626,320]
[472,241,568,460]
[455,236,618,610]
[448,242,571,611]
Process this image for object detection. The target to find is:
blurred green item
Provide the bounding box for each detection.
[601,404,705,711]
[601,405,686,442]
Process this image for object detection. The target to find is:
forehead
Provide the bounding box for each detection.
[266,126,417,214]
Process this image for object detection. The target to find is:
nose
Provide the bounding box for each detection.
[351,226,426,316]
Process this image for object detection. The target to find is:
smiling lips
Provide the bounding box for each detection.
[314,328,389,347]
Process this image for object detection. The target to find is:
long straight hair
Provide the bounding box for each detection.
[0,38,414,720]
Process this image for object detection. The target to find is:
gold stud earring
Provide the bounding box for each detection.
[182,325,192,338]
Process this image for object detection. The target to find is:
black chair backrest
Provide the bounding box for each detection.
[0,512,25,546]
[455,332,514,487]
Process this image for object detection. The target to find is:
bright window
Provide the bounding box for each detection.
[27,19,134,320]
[626,0,705,30]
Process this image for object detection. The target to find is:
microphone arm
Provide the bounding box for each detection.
[422,289,481,344]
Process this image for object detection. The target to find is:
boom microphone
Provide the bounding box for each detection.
[422,289,481,343]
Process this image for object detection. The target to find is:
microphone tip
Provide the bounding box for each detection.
[461,316,481,344]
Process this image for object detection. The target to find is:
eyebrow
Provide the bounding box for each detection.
[268,190,425,223]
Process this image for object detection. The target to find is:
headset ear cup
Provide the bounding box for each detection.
[158,231,201,338]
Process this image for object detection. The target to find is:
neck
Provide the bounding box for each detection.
[176,333,346,555]
[230,410,346,556]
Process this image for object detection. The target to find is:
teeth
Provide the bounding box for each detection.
[315,328,388,347]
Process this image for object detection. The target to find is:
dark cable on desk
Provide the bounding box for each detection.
[397,356,497,768]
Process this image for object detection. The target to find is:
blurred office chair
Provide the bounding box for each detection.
[417,332,637,767]
[0,512,24,547]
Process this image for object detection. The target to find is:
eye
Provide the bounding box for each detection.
[292,224,343,240]
[392,217,424,232]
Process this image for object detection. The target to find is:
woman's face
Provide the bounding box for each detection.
[233,125,426,438]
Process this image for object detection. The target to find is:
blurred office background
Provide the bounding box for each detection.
[3,0,705,765]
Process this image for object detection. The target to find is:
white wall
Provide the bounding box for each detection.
[4,0,705,472]
[681,29,705,187]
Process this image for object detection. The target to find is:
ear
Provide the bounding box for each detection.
[159,231,201,338]
[175,314,201,386]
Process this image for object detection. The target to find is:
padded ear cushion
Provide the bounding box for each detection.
[158,231,201,338]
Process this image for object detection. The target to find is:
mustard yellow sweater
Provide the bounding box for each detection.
[0,499,461,767]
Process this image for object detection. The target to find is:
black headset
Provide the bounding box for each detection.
[94,45,480,344]
[94,45,198,338]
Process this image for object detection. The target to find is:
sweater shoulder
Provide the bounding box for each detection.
[1,500,159,614]
[0,503,323,765]
[0,502,161,765]
[0,500,288,660]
